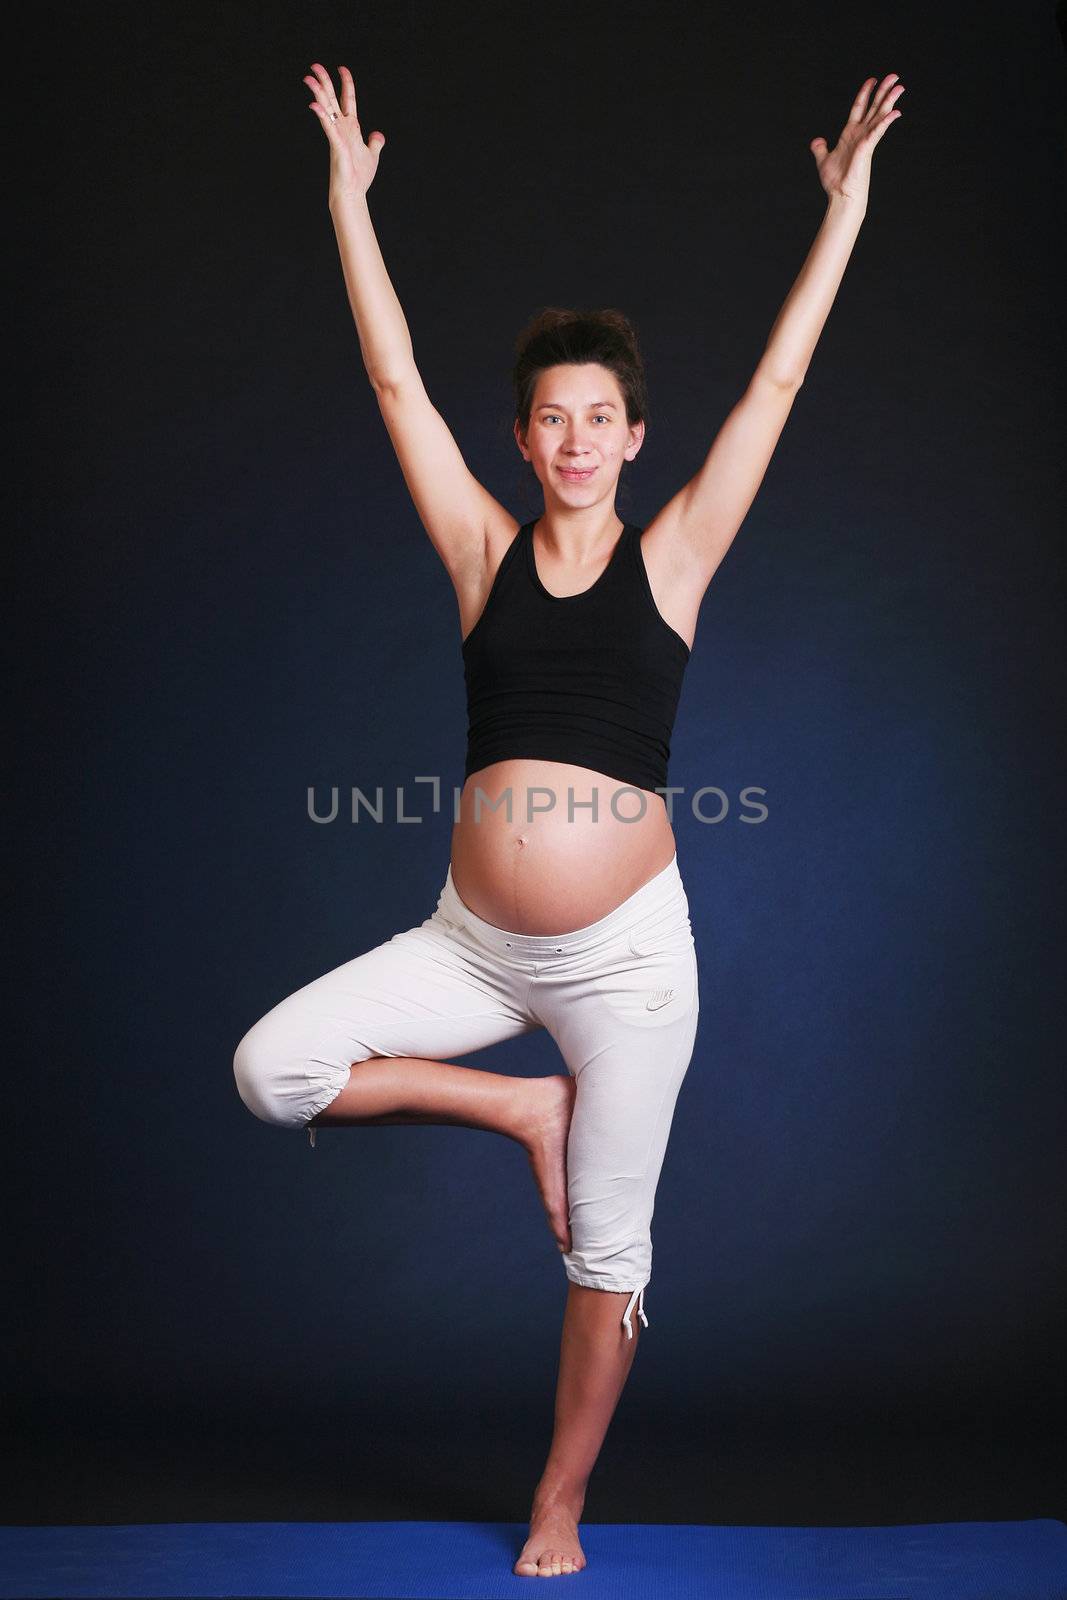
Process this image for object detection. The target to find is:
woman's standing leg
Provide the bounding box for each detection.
[513,1282,646,1577]
[514,908,700,1577]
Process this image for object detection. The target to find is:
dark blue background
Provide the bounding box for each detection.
[9,0,1065,1525]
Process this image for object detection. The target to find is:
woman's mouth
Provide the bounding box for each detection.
[557,466,597,482]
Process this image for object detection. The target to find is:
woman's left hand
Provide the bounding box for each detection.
[810,74,904,207]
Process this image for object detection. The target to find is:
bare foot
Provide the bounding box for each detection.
[523,1074,577,1253]
[513,1490,586,1577]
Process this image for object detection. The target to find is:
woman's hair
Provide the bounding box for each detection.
[512,307,650,436]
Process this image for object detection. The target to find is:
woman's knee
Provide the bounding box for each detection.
[232,1011,348,1130]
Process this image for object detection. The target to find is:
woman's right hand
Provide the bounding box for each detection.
[303,63,385,202]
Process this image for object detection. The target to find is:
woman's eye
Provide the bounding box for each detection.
[543,414,611,424]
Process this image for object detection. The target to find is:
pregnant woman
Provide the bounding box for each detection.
[234,62,903,1579]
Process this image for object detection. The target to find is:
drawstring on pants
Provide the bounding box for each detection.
[307,1127,316,1149]
[622,1285,649,1340]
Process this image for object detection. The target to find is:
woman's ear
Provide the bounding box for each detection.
[625,418,646,461]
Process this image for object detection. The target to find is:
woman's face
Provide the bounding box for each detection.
[516,363,643,505]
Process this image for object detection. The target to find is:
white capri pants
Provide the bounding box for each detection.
[233,853,700,1338]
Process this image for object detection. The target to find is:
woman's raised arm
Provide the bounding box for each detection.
[645,74,904,596]
[305,63,509,584]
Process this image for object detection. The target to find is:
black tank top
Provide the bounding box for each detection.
[461,520,691,794]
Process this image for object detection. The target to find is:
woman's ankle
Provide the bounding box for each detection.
[532,1474,587,1519]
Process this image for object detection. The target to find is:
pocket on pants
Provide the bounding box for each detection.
[593,922,698,1030]
[626,897,694,959]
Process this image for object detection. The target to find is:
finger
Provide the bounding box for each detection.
[864,87,904,139]
[307,102,342,144]
[303,72,336,118]
[847,77,877,124]
[308,61,342,116]
[338,64,358,119]
[870,107,903,145]
[867,73,901,119]
[307,100,341,131]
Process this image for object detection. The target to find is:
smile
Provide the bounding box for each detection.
[558,467,597,481]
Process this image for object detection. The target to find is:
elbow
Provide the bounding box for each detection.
[752,364,804,395]
[368,364,419,399]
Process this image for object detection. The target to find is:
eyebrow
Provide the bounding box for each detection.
[536,400,617,410]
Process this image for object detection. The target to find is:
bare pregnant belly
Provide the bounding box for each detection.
[448,759,678,935]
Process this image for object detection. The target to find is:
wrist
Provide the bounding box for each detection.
[826,189,866,217]
[329,185,370,211]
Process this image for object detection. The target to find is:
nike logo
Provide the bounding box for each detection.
[646,988,675,1011]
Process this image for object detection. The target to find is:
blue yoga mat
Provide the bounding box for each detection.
[1,1519,1065,1598]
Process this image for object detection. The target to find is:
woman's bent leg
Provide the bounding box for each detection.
[306,1054,577,1253]
[232,913,541,1131]
[231,910,576,1247]
[306,1053,542,1141]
